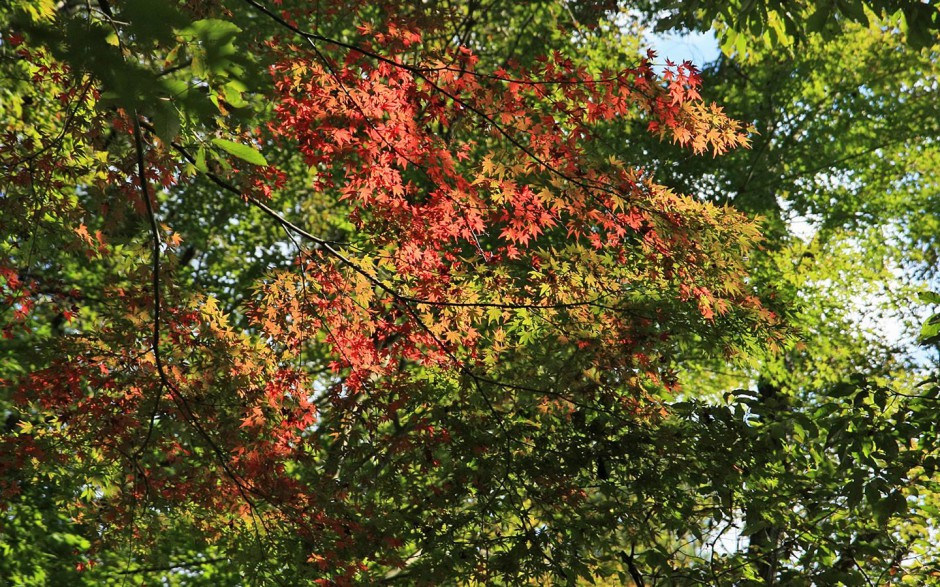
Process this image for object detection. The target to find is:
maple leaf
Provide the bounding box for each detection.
[0,4,784,584]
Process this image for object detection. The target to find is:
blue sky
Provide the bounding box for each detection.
[645,29,721,67]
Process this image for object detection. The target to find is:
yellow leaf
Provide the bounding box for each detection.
[23,0,57,22]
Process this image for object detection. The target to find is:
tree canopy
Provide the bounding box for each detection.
[1,1,939,585]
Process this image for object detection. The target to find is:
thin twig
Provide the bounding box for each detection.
[131,114,163,459]
[130,113,265,536]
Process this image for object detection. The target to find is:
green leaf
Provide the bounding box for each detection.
[223,82,249,109]
[211,139,267,166]
[640,548,671,571]
[918,291,940,304]
[195,147,208,173]
[873,491,906,526]
[152,101,180,145]
[836,0,868,25]
[122,0,187,44]
[182,19,242,76]
[829,381,858,398]
[740,518,770,536]
[184,19,242,47]
[920,313,940,344]
[845,477,864,507]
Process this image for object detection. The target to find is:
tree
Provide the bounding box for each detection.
[600,8,940,586]
[646,0,940,52]
[0,1,774,584]
[2,1,939,586]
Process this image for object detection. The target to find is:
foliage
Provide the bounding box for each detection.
[615,9,940,586]
[646,0,940,53]
[1,0,939,586]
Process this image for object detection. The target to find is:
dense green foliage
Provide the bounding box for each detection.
[1,1,939,585]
